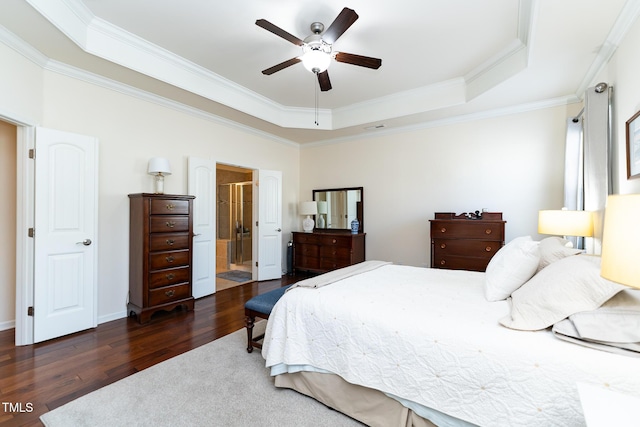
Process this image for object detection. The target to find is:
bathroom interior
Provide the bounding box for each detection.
[216,164,254,291]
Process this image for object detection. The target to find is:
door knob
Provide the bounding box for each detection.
[77,239,92,246]
[276,228,282,232]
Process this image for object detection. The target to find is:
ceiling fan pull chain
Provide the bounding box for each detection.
[314,72,319,126]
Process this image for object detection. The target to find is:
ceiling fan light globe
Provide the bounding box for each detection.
[302,49,331,73]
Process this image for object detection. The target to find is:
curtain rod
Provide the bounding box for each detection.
[572,108,584,123]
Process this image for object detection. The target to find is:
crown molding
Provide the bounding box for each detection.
[303,94,582,149]
[575,0,640,97]
[43,57,300,148]
[24,0,542,131]
[0,24,48,67]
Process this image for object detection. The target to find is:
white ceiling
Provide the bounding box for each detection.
[1,0,638,144]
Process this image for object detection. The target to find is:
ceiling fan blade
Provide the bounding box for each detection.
[317,70,332,91]
[322,8,359,44]
[262,57,301,75]
[335,52,382,69]
[255,19,304,46]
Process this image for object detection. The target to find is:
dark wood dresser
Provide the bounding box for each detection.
[430,212,505,272]
[128,193,195,323]
[292,231,366,274]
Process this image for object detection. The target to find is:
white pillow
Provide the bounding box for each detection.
[484,236,540,301]
[500,255,625,331]
[536,236,582,272]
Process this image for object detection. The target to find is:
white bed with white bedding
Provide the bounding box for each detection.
[262,253,640,426]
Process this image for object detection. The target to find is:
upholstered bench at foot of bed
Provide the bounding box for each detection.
[244,284,293,353]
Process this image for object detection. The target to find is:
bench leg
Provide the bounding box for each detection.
[245,314,255,353]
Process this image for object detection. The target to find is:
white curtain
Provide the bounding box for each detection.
[565,83,612,253]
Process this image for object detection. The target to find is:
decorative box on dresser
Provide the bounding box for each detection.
[430,212,506,272]
[292,231,366,274]
[128,193,195,323]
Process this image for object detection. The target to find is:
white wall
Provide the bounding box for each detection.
[602,12,640,196]
[300,106,576,267]
[0,44,300,327]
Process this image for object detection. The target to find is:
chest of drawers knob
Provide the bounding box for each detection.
[166,255,174,263]
[440,243,446,249]
[165,289,175,297]
[485,229,492,235]
[485,246,492,252]
[440,227,447,233]
[166,221,176,228]
[166,204,175,210]
[166,239,174,245]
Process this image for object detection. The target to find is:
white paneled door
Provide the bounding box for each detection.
[33,127,98,343]
[188,157,216,298]
[257,169,282,280]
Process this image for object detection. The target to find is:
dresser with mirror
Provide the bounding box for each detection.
[292,187,365,274]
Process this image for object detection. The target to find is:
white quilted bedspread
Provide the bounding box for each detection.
[262,264,640,426]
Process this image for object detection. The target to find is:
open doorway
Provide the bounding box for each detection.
[0,119,17,333]
[215,164,254,291]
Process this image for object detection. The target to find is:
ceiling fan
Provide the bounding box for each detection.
[256,7,382,92]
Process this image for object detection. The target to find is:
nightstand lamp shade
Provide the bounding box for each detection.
[601,194,640,290]
[300,201,317,233]
[148,157,172,194]
[538,209,594,237]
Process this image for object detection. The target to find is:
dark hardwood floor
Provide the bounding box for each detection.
[0,275,299,427]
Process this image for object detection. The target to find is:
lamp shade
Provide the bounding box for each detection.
[317,201,328,214]
[538,209,593,237]
[299,201,318,216]
[601,194,640,289]
[147,157,172,175]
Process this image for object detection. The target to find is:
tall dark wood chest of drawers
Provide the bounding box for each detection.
[430,212,506,272]
[128,193,195,323]
[292,231,366,274]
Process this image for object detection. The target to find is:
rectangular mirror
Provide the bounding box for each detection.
[313,187,363,233]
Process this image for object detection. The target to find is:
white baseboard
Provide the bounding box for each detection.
[98,310,128,325]
[0,319,16,331]
[2,311,127,335]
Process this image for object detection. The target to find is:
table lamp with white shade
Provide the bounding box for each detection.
[148,157,172,194]
[601,194,640,289]
[538,208,594,239]
[538,208,593,251]
[300,201,317,233]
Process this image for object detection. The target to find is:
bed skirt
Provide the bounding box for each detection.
[274,371,437,427]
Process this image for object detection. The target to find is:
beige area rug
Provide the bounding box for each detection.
[40,324,363,427]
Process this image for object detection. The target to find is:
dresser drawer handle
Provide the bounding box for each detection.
[332,239,337,244]
[485,229,492,235]
[440,260,446,265]
[165,290,175,297]
[166,221,176,228]
[166,204,175,210]
[440,227,447,233]
[166,239,175,246]
[485,246,492,252]
[166,255,175,263]
[440,243,446,249]
[166,273,175,280]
